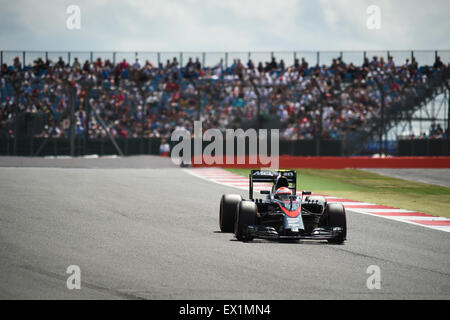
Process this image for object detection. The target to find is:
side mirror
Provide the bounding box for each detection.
[260,190,270,195]
[302,191,312,195]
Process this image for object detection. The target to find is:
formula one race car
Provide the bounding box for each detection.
[219,170,347,243]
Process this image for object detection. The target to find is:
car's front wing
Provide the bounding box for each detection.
[247,225,344,241]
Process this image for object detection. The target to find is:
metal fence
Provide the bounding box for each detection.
[0,137,343,157]
[398,139,450,156]
[1,50,449,68]
[2,137,448,157]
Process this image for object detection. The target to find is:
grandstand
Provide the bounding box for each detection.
[0,50,448,157]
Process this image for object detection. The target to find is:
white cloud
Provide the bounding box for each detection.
[316,0,450,50]
[0,0,448,54]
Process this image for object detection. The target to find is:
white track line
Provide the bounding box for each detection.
[362,209,414,213]
[349,209,450,233]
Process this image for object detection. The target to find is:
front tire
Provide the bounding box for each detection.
[234,201,257,241]
[219,194,242,232]
[324,203,347,244]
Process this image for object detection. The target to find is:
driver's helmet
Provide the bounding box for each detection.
[275,187,291,200]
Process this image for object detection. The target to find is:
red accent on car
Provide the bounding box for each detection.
[277,202,301,218]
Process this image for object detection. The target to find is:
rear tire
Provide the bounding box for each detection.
[324,203,347,244]
[219,194,242,233]
[234,201,257,241]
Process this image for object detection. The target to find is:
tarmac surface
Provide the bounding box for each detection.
[0,156,449,299]
[362,168,450,188]
[0,155,177,169]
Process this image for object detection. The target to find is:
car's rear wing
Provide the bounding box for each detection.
[249,170,297,199]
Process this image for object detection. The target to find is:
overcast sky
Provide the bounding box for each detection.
[1,0,449,52]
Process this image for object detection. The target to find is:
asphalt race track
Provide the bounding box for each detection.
[362,168,450,188]
[0,156,449,299]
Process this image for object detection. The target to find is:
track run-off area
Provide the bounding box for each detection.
[0,156,449,299]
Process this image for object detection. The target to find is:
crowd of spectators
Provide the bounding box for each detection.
[402,123,447,140]
[0,52,448,142]
[428,123,446,138]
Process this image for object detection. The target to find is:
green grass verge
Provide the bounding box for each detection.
[227,168,450,219]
